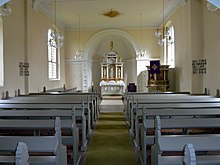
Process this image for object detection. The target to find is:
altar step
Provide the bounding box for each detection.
[100,96,123,112]
[101,96,122,100]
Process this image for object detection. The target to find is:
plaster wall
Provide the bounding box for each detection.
[0,0,66,97]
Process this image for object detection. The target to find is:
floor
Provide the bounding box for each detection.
[80,96,139,165]
[99,96,124,112]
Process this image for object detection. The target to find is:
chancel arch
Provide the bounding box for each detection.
[83,29,140,92]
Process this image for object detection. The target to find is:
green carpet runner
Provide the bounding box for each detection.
[85,112,139,165]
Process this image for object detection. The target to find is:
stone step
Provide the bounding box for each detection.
[100,104,123,112]
[101,96,122,100]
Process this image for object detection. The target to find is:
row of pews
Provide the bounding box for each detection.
[0,90,100,165]
[123,91,220,165]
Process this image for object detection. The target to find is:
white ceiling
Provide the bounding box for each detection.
[33,0,186,29]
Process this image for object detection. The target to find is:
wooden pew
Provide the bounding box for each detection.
[0,117,67,165]
[151,116,220,165]
[11,90,99,123]
[0,142,29,165]
[16,92,100,126]
[141,113,220,165]
[123,92,190,119]
[129,94,219,125]
[126,93,195,128]
[6,96,95,130]
[0,117,80,164]
[15,142,29,165]
[0,100,88,151]
[131,99,220,149]
[39,85,77,93]
[0,109,80,165]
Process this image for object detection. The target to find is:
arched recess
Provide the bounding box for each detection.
[83,29,139,92]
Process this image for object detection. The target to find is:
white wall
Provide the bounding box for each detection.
[2,0,220,96]
[0,0,25,97]
[203,1,220,96]
[0,0,66,97]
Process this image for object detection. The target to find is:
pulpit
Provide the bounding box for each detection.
[99,42,125,95]
[146,64,169,92]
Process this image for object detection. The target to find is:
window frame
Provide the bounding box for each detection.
[47,28,60,80]
[0,16,4,86]
[164,25,175,68]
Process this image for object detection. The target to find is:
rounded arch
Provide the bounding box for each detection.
[83,29,139,60]
[82,29,139,92]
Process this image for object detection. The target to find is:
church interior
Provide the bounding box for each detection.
[0,0,220,165]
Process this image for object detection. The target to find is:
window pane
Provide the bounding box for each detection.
[167,26,175,68]
[48,29,59,80]
[0,17,3,86]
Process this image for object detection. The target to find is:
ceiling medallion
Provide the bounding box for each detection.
[101,9,123,18]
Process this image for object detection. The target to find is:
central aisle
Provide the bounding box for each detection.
[84,111,139,165]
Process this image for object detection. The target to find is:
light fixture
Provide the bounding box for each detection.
[101,9,123,18]
[48,0,64,48]
[73,14,84,61]
[0,2,12,16]
[136,12,147,59]
[155,0,172,46]
[206,0,219,12]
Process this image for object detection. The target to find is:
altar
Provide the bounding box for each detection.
[99,42,125,96]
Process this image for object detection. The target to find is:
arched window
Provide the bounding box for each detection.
[47,29,60,80]
[165,25,175,68]
[0,17,4,86]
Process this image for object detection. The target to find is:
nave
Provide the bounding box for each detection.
[1,90,220,165]
[83,96,139,165]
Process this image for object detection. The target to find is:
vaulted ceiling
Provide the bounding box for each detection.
[32,0,186,29]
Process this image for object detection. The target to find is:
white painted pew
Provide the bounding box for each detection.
[129,95,220,130]
[126,94,214,132]
[133,102,220,150]
[151,116,220,165]
[0,117,80,165]
[2,97,94,133]
[141,114,220,165]
[124,92,191,120]
[0,142,29,165]
[0,107,86,150]
[27,91,100,115]
[16,142,29,165]
[0,117,67,165]
[13,92,99,127]
[141,143,197,165]
[0,102,88,151]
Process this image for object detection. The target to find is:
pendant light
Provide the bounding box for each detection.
[48,0,64,48]
[155,0,172,46]
[136,12,147,59]
[73,14,84,61]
